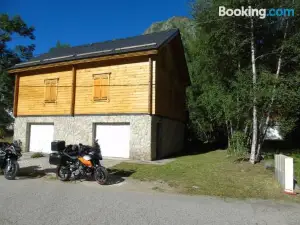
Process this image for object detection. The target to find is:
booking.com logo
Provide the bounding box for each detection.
[219,6,295,19]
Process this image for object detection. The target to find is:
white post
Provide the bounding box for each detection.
[274,154,295,194]
[284,157,294,193]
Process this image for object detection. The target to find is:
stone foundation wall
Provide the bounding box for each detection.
[14,115,186,161]
[14,115,152,160]
[151,116,185,159]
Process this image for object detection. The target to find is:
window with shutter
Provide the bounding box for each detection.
[93,73,110,101]
[44,79,58,103]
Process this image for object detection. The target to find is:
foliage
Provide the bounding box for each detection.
[144,9,300,162]
[48,40,70,53]
[227,131,248,157]
[0,14,35,130]
[186,0,300,161]
[144,16,196,75]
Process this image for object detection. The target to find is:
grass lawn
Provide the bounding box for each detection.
[112,150,300,201]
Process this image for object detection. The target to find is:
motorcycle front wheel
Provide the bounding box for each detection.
[56,165,71,181]
[4,159,19,180]
[94,166,108,185]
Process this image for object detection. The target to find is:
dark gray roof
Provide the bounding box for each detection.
[10,29,179,70]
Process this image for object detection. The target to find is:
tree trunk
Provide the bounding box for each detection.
[244,122,248,134]
[249,15,258,164]
[226,121,231,148]
[197,121,209,143]
[255,19,289,161]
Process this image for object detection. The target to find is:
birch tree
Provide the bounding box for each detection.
[249,9,258,164]
[189,0,300,162]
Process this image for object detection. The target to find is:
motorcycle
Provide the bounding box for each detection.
[49,140,108,184]
[0,140,22,180]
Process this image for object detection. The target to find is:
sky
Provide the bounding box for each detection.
[3,0,191,56]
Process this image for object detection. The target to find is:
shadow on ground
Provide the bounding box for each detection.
[17,166,47,179]
[16,165,135,185]
[15,166,135,185]
[84,168,135,185]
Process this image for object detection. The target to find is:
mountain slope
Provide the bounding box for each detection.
[144,16,196,45]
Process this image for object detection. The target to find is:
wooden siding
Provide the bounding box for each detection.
[155,37,187,122]
[17,67,72,115]
[14,41,188,118]
[74,58,151,114]
[13,74,20,117]
[152,59,156,114]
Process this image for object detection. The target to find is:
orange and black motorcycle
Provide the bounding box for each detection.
[49,140,108,185]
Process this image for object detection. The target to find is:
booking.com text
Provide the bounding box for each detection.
[219,6,295,19]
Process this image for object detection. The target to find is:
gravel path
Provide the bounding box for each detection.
[0,176,300,225]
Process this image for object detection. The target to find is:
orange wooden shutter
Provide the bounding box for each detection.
[45,80,51,101]
[101,76,108,99]
[94,79,101,99]
[50,80,56,101]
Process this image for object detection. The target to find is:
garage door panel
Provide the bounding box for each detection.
[29,125,54,153]
[96,124,130,158]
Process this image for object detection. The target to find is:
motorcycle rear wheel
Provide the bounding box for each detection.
[94,166,108,185]
[56,165,71,181]
[4,160,19,180]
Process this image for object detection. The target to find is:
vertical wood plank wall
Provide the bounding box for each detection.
[15,45,186,119]
[74,58,150,114]
[155,39,187,122]
[17,67,73,115]
[70,65,77,116]
[152,59,156,114]
[16,58,153,116]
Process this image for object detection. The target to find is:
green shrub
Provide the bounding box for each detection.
[263,153,275,160]
[227,131,248,158]
[31,152,44,158]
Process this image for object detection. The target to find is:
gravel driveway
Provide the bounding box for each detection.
[0,176,300,225]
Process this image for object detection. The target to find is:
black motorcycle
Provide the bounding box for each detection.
[49,140,108,184]
[0,140,22,180]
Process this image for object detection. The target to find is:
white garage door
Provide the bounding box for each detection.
[95,124,130,158]
[29,124,54,153]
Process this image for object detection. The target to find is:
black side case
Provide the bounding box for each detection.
[51,141,66,151]
[49,153,62,165]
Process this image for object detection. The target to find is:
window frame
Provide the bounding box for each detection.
[44,78,59,104]
[92,73,111,102]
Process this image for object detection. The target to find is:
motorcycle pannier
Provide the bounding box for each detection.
[49,153,62,165]
[51,140,65,152]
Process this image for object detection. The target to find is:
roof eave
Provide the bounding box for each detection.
[7,49,158,74]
